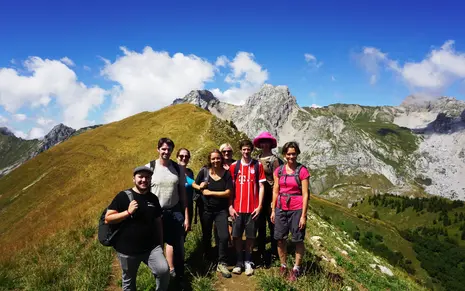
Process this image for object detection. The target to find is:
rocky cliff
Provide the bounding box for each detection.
[173,84,465,201]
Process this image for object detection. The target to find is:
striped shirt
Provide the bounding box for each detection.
[230,159,266,213]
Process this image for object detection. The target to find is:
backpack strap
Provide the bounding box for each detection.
[233,159,241,182]
[203,167,209,182]
[172,161,180,176]
[149,160,156,172]
[123,189,134,202]
[294,164,303,190]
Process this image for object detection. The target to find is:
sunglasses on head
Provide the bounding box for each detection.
[178,155,190,159]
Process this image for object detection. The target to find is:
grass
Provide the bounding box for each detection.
[0,104,243,290]
[311,196,432,288]
[0,134,39,170]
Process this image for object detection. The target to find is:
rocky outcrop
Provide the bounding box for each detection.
[0,127,15,137]
[35,124,76,154]
[431,113,453,133]
[461,109,465,123]
[172,90,237,120]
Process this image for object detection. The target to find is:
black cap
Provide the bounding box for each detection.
[133,166,153,176]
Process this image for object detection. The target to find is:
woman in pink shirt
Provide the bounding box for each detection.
[271,141,310,281]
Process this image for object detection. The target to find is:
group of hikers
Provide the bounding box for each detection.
[103,132,310,291]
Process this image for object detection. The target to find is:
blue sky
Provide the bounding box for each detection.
[1,0,465,138]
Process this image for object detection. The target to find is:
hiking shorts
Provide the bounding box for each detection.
[232,213,258,239]
[274,208,305,242]
[161,207,185,246]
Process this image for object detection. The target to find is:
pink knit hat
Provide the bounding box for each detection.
[253,131,277,149]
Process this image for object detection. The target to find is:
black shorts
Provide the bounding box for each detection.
[232,213,258,239]
[274,208,305,242]
[162,207,185,245]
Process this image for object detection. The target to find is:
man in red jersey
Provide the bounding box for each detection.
[229,139,265,276]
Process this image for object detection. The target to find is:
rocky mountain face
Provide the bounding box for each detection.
[173,85,465,201]
[0,124,100,177]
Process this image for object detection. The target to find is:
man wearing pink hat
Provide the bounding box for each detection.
[253,131,283,267]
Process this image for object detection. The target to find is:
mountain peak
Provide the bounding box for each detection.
[172,89,219,110]
[0,127,15,137]
[38,123,76,152]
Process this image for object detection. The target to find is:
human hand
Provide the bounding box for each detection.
[299,216,307,230]
[251,206,262,220]
[270,210,275,224]
[128,200,138,214]
[229,206,238,220]
[184,217,191,232]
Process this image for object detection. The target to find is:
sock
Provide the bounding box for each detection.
[281,264,287,268]
[245,251,252,263]
[293,265,301,271]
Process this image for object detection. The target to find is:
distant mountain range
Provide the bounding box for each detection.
[0,124,100,177]
[173,84,465,201]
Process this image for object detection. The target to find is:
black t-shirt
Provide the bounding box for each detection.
[195,168,232,212]
[108,189,162,255]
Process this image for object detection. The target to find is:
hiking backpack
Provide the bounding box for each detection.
[276,164,306,209]
[98,190,134,247]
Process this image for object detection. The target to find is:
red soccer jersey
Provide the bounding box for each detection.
[230,159,266,213]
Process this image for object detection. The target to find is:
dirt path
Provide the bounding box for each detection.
[213,266,259,291]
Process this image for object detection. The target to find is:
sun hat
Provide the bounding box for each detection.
[253,131,277,149]
[133,166,153,176]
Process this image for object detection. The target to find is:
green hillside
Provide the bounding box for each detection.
[313,194,465,290]
[0,104,424,290]
[0,133,39,171]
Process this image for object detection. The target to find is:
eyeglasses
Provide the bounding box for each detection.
[178,155,190,159]
[222,150,232,154]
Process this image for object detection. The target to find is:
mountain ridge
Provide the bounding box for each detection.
[173,84,465,201]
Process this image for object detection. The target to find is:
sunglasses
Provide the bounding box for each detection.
[222,150,232,154]
[178,155,190,159]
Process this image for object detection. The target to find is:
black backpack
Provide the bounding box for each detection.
[98,190,134,247]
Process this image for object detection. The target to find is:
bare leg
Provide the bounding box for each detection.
[295,242,305,267]
[277,239,287,265]
[165,244,175,273]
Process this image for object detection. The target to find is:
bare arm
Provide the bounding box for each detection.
[270,173,280,223]
[105,200,138,224]
[299,178,310,230]
[203,188,230,197]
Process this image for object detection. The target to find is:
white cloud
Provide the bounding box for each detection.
[101,46,216,123]
[211,52,268,105]
[215,56,228,67]
[0,115,7,125]
[37,117,54,126]
[304,53,323,69]
[60,57,75,67]
[13,130,27,139]
[0,56,107,128]
[27,127,45,139]
[13,113,27,121]
[310,104,322,108]
[358,40,465,92]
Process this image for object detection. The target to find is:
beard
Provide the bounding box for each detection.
[135,182,149,193]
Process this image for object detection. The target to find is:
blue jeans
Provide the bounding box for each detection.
[117,245,169,291]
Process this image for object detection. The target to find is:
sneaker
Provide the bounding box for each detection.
[279,266,288,277]
[217,263,232,278]
[232,265,242,274]
[245,261,254,276]
[169,269,176,278]
[288,268,300,282]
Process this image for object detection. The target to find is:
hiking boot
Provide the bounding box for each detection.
[279,266,288,277]
[217,263,232,278]
[245,261,254,276]
[232,265,242,274]
[288,268,300,282]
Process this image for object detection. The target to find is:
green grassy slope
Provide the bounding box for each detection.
[0,134,39,170]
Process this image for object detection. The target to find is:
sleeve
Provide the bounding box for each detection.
[258,162,266,183]
[273,167,280,177]
[108,192,125,212]
[300,166,310,180]
[186,175,194,187]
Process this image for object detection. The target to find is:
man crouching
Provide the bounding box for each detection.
[105,166,169,291]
